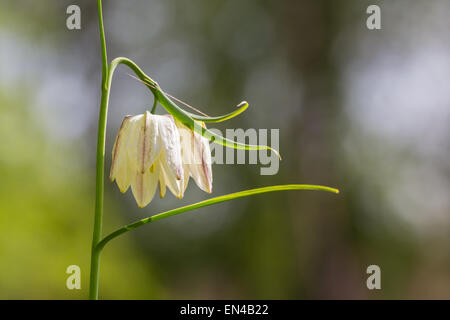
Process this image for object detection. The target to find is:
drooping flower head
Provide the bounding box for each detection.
[110,112,184,207]
[110,112,213,208]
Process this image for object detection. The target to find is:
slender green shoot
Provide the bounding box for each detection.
[96,184,339,252]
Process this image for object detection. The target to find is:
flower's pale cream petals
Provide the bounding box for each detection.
[157,115,184,180]
[176,120,213,193]
[136,112,161,173]
[110,112,201,207]
[115,159,135,193]
[159,153,184,199]
[126,114,146,170]
[157,154,167,198]
[130,163,160,208]
[190,132,213,193]
[177,127,193,193]
[110,115,132,182]
[175,120,195,193]
[181,165,190,194]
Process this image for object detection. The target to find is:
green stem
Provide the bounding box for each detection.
[89,0,159,299]
[89,0,109,300]
[97,0,108,85]
[151,97,158,114]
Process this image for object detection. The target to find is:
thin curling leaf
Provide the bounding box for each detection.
[192,123,281,159]
[96,184,339,250]
[128,73,248,123]
[142,78,281,159]
[185,101,249,123]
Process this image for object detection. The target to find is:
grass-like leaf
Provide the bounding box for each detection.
[145,79,281,159]
[186,101,249,123]
[110,59,280,158]
[96,184,339,251]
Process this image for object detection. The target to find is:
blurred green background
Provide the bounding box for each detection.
[0,0,449,299]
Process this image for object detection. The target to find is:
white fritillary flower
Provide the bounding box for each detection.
[110,112,184,208]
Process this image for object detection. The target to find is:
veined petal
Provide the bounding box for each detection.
[175,120,213,193]
[157,115,183,180]
[110,115,132,182]
[176,121,195,193]
[138,112,161,173]
[126,114,146,170]
[158,152,184,199]
[127,112,161,173]
[115,157,135,193]
[131,163,160,208]
[190,129,213,193]
[181,165,190,194]
[176,121,194,172]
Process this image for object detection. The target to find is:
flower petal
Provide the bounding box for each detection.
[176,121,195,194]
[131,163,160,208]
[156,115,184,180]
[190,130,213,193]
[127,112,162,174]
[176,120,213,193]
[158,151,184,199]
[125,114,145,170]
[115,157,135,193]
[110,115,135,192]
[139,112,161,173]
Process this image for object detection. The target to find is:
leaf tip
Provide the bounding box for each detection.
[270,147,282,160]
[237,101,248,108]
